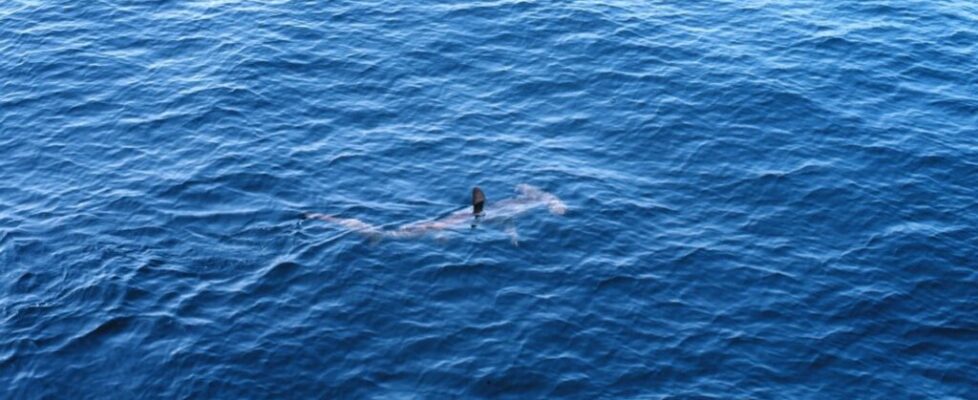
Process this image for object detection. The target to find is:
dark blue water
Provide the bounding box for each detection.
[2,1,977,398]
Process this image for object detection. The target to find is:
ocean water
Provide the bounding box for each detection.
[2,0,977,398]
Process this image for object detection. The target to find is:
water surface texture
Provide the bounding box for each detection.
[2,1,977,398]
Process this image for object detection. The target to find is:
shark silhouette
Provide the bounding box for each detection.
[305,184,566,243]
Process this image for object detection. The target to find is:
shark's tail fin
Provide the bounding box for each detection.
[472,187,486,214]
[305,213,382,238]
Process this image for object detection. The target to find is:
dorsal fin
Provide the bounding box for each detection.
[472,187,485,214]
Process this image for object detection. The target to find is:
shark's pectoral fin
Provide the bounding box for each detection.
[505,224,520,247]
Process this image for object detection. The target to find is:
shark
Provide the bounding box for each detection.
[304,184,566,244]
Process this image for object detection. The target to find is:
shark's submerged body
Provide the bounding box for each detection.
[305,184,566,242]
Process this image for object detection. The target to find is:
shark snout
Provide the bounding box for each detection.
[548,198,567,215]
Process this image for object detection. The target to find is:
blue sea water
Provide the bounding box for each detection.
[2,0,977,398]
